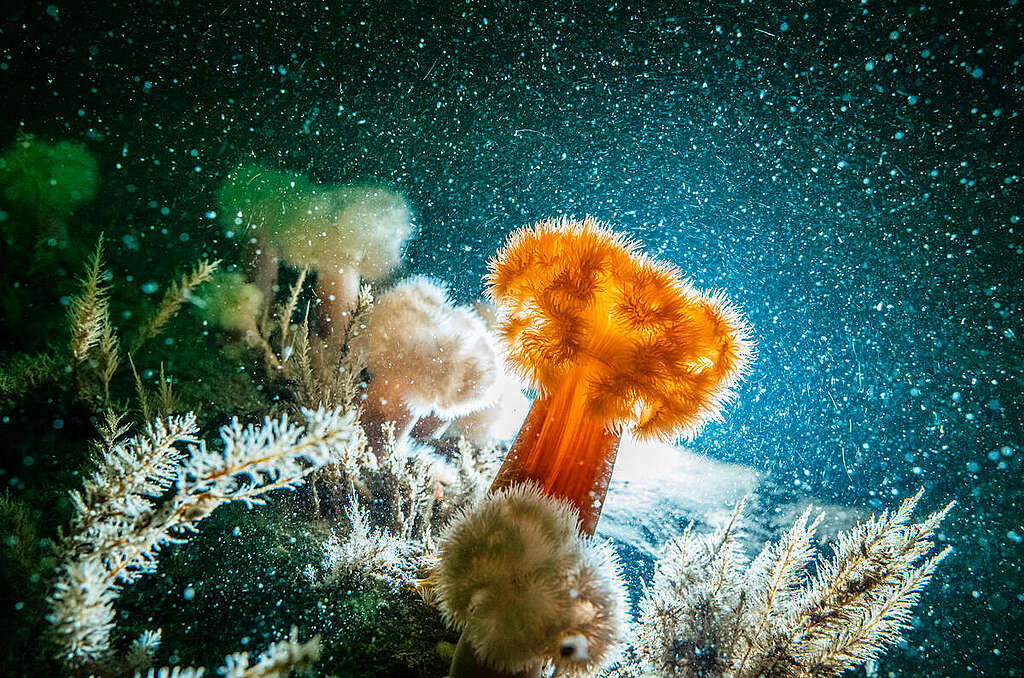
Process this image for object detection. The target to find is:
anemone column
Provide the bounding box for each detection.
[490,360,622,536]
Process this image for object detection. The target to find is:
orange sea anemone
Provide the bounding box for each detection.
[487,216,752,535]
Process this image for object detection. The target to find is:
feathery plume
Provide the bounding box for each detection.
[136,627,319,678]
[50,407,361,666]
[67,237,121,406]
[0,351,61,401]
[633,490,953,678]
[134,259,220,350]
[67,238,109,363]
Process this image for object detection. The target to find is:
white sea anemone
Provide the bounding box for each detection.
[356,276,502,430]
[327,185,413,278]
[216,163,414,332]
[434,483,628,675]
[269,184,412,277]
[449,299,532,445]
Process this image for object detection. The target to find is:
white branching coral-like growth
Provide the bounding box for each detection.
[124,628,163,674]
[137,668,207,678]
[633,489,953,678]
[312,426,499,587]
[50,407,361,667]
[135,627,320,678]
[221,626,321,678]
[316,498,409,585]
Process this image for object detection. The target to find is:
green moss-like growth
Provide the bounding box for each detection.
[0,133,99,219]
[194,270,265,336]
[116,501,453,677]
[0,351,62,404]
[0,492,59,675]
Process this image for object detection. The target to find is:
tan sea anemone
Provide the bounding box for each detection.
[194,270,265,340]
[216,163,413,336]
[278,184,412,330]
[434,483,627,677]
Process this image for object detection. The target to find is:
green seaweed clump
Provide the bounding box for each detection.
[194,269,266,337]
[0,133,99,221]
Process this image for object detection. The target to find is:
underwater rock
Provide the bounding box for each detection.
[599,436,763,563]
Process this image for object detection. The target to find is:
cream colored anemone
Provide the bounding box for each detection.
[278,184,412,329]
[355,276,502,440]
[433,483,628,677]
[195,270,265,340]
[216,163,413,334]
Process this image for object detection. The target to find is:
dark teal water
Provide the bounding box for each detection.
[1,1,1020,675]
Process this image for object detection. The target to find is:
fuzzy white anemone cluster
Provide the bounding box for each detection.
[275,184,411,279]
[217,164,412,280]
[433,483,628,676]
[216,163,413,326]
[356,276,502,421]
